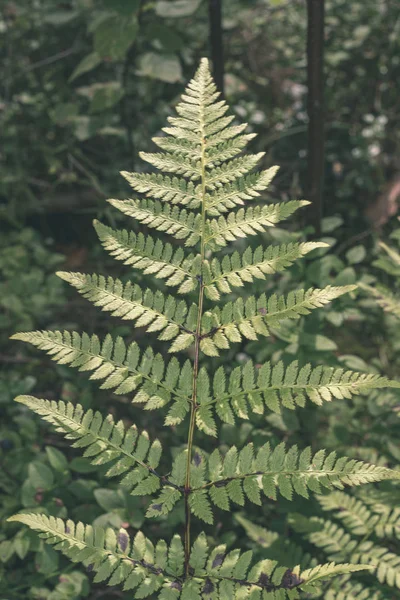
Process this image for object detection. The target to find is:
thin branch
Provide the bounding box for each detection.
[184,78,208,576]
[22,47,79,73]
[120,0,146,170]
[306,0,325,236]
[209,0,225,95]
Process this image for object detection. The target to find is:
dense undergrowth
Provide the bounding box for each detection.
[2,59,400,600]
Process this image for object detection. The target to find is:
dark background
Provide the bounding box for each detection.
[2,0,399,244]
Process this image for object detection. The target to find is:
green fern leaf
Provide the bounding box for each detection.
[11,330,192,408]
[200,286,357,354]
[205,200,309,249]
[292,515,400,590]
[206,133,257,166]
[203,241,328,299]
[188,533,370,598]
[120,170,201,208]
[205,152,266,188]
[139,151,201,179]
[299,562,372,591]
[360,282,400,318]
[207,360,400,423]
[94,220,197,294]
[205,166,279,215]
[199,442,400,508]
[15,395,166,494]
[56,272,197,352]
[7,514,182,594]
[325,581,384,600]
[10,58,400,597]
[319,491,400,540]
[108,199,202,246]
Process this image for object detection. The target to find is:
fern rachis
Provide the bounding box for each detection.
[9,59,400,599]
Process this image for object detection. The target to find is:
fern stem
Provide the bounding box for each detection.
[184,76,208,576]
[184,308,202,574]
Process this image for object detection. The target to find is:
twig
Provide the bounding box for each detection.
[306,0,325,236]
[22,47,79,73]
[209,0,225,95]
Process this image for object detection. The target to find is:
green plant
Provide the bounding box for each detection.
[0,228,65,335]
[8,59,400,598]
[361,221,400,318]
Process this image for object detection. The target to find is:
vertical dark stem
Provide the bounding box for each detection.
[209,0,225,95]
[121,51,136,170]
[183,92,207,577]
[120,1,145,171]
[306,0,325,236]
[183,302,202,575]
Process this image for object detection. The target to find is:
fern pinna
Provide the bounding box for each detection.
[9,59,400,599]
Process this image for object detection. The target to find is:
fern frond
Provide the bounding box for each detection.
[11,330,192,409]
[7,515,369,599]
[8,514,183,594]
[203,242,328,300]
[360,282,400,318]
[206,133,257,165]
[151,136,201,161]
[10,58,398,597]
[205,200,309,249]
[289,515,358,557]
[205,167,279,215]
[325,580,384,600]
[234,514,280,548]
[94,221,197,294]
[15,395,167,495]
[299,563,371,592]
[191,443,400,516]
[146,451,186,519]
[56,272,197,352]
[108,199,202,246]
[292,516,400,590]
[139,151,201,180]
[319,491,400,540]
[350,542,400,589]
[201,286,357,356]
[120,171,201,208]
[235,514,317,571]
[205,153,265,188]
[151,441,400,525]
[208,359,399,423]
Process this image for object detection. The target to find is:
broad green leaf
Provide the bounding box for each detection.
[94,15,138,60]
[137,53,182,83]
[69,52,102,82]
[156,0,202,17]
